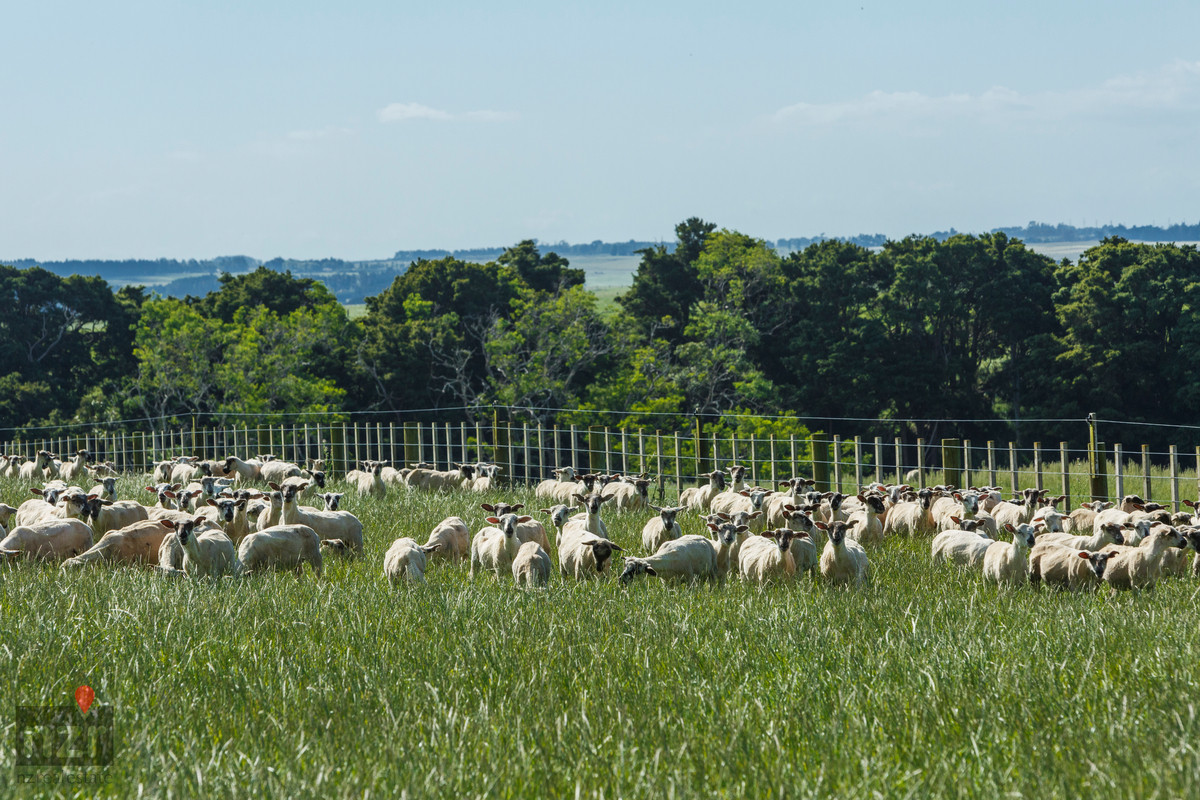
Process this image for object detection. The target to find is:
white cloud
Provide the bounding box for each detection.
[773,60,1200,127]
[378,102,516,123]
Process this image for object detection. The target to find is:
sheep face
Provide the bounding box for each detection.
[588,539,623,572]
[707,522,745,549]
[917,489,934,510]
[539,505,577,530]
[728,465,746,485]
[1079,550,1115,580]
[823,520,857,546]
[485,513,532,539]
[207,497,238,524]
[825,492,847,512]
[321,493,343,511]
[572,492,612,516]
[310,471,327,488]
[858,493,887,515]
[81,495,115,524]
[1003,523,1037,548]
[762,529,799,555]
[653,506,683,531]
[482,502,525,518]
[173,517,205,547]
[634,480,651,499]
[782,507,816,534]
[619,557,657,585]
[1098,522,1126,546]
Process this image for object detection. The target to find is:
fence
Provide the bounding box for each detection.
[4,414,1200,510]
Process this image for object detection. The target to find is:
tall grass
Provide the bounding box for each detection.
[2,475,1199,798]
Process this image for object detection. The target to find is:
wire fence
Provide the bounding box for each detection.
[3,413,1199,510]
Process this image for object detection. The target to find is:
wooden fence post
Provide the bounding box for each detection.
[915,438,925,487]
[942,439,961,490]
[874,437,883,483]
[1033,442,1043,491]
[674,432,683,495]
[987,440,996,487]
[1142,444,1152,501]
[831,435,841,492]
[1060,442,1071,508]
[1114,444,1124,500]
[894,438,902,485]
[811,431,830,492]
[1008,442,1018,493]
[1170,445,1179,511]
[589,427,603,475]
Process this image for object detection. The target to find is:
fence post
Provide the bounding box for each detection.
[404,423,417,468]
[1141,444,1152,501]
[1008,442,1018,493]
[1033,442,1043,491]
[987,441,996,487]
[963,439,972,488]
[674,432,683,495]
[790,435,797,476]
[750,436,759,485]
[694,416,705,480]
[506,422,515,480]
[495,418,510,480]
[811,431,830,492]
[637,429,645,476]
[874,437,883,483]
[588,427,603,475]
[771,435,778,486]
[1170,445,1179,511]
[655,430,664,500]
[942,439,961,490]
[620,429,629,475]
[853,436,863,490]
[1114,444,1124,500]
[478,421,486,464]
[831,435,841,492]
[537,424,546,482]
[1060,442,1071,508]
[570,424,579,471]
[523,423,531,484]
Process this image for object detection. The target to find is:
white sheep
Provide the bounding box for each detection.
[347,460,387,498]
[1029,545,1116,590]
[58,449,90,481]
[480,502,551,551]
[737,529,803,584]
[618,535,719,585]
[704,520,747,580]
[173,516,237,579]
[1065,501,1113,533]
[1037,521,1126,552]
[278,483,364,554]
[679,470,727,513]
[539,504,579,551]
[220,455,263,483]
[882,488,935,537]
[80,495,150,537]
[512,541,552,587]
[641,505,684,553]
[930,519,993,568]
[606,478,653,512]
[470,513,531,579]
[236,524,323,578]
[558,526,624,580]
[383,537,440,584]
[818,520,869,586]
[425,516,471,561]
[981,523,1037,587]
[1100,525,1186,592]
[62,519,176,569]
[989,488,1042,529]
[18,451,56,482]
[763,477,817,527]
[845,493,887,546]
[565,492,612,539]
[931,491,981,532]
[258,458,303,485]
[0,519,94,562]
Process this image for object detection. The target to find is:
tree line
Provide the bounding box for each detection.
[1,218,1198,452]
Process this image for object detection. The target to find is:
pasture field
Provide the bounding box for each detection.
[2,474,1200,798]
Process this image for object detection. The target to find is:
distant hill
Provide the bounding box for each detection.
[7,221,1198,304]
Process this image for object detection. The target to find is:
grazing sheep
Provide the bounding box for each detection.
[1100,526,1186,592]
[618,535,719,585]
[258,459,303,485]
[425,516,471,561]
[1038,521,1126,552]
[470,513,532,579]
[220,455,263,483]
[383,537,440,584]
[679,470,727,513]
[279,483,364,554]
[982,523,1037,587]
[558,526,624,580]
[641,505,684,554]
[931,519,993,568]
[62,519,175,569]
[1029,545,1117,590]
[236,524,323,578]
[818,520,870,586]
[58,449,90,482]
[738,529,803,584]
[0,519,94,562]
[512,541,553,587]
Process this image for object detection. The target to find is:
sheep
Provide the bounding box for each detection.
[480,502,551,551]
[79,495,149,537]
[719,488,775,532]
[469,513,531,579]
[320,492,344,511]
[58,449,90,481]
[18,450,56,482]
[534,466,576,501]
[931,519,993,568]
[558,525,624,580]
[186,475,234,506]
[403,462,438,491]
[0,519,94,562]
[220,455,263,483]
[726,464,750,491]
[565,492,612,539]
[257,458,303,485]
[931,491,981,532]
[1100,525,1186,592]
[981,523,1037,587]
[278,483,363,554]
[704,520,747,580]
[1031,507,1066,534]
[1160,526,1199,577]
[512,541,553,587]
[424,516,471,561]
[606,478,653,512]
[171,516,237,579]
[61,519,175,569]
[383,537,440,584]
[882,488,935,537]
[88,475,118,502]
[1029,545,1117,590]
[255,490,284,531]
[818,492,850,524]
[539,504,579,550]
[15,488,89,527]
[988,488,1042,529]
[641,505,684,553]
[679,470,727,513]
[738,529,803,584]
[1038,521,1126,552]
[818,520,870,586]
[169,457,204,485]
[236,524,323,578]
[379,463,409,488]
[347,460,387,498]
[470,463,501,493]
[618,535,719,585]
[763,477,817,527]
[845,493,887,545]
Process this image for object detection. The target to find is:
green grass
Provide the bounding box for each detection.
[2,475,1200,798]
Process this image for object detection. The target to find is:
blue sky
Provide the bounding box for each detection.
[3,1,1199,260]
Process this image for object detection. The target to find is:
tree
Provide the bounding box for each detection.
[496,240,585,294]
[194,266,339,323]
[616,218,714,342]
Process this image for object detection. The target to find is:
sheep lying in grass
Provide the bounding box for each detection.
[1100,525,1186,592]
[470,513,531,579]
[80,495,150,537]
[1065,500,1113,533]
[1,519,94,562]
[1029,545,1116,590]
[558,526,624,580]
[236,524,323,578]
[818,520,869,586]
[606,478,652,512]
[642,505,684,553]
[738,529,802,584]
[618,535,719,586]
[425,516,470,561]
[512,541,552,587]
[279,483,364,555]
[982,523,1037,587]
[990,488,1042,529]
[62,519,176,569]
[1037,521,1126,552]
[931,518,992,568]
[383,537,440,584]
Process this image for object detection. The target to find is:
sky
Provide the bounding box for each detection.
[3,0,1200,260]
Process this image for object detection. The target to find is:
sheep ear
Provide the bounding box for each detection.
[644,565,658,576]
[572,493,586,502]
[735,525,748,533]
[485,517,501,525]
[608,542,624,551]
[269,482,280,490]
[517,515,533,523]
[206,499,218,507]
[160,519,175,529]
[706,523,718,532]
[481,504,497,512]
[539,508,553,515]
[1003,523,1015,532]
[739,490,751,497]
[749,511,762,519]
[951,516,961,524]
[1078,551,1091,559]
[421,543,442,553]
